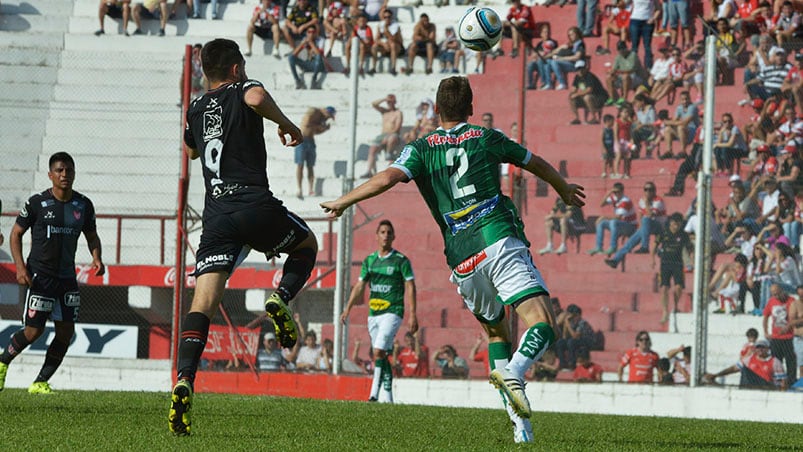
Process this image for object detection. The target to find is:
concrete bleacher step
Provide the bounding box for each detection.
[2,0,76,16]
[0,31,64,50]
[0,12,69,32]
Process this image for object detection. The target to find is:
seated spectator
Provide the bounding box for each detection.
[343,337,373,374]
[433,345,469,378]
[280,313,304,370]
[618,331,660,383]
[132,0,168,36]
[393,331,429,377]
[782,53,803,109]
[568,60,609,125]
[667,345,692,384]
[660,90,700,160]
[343,13,373,75]
[713,112,748,175]
[712,260,742,313]
[546,26,587,91]
[257,332,288,371]
[295,330,322,371]
[402,98,438,143]
[573,348,603,382]
[288,25,326,90]
[245,0,283,58]
[95,0,131,36]
[469,335,489,375]
[362,94,403,178]
[316,338,334,372]
[744,34,774,85]
[588,182,638,256]
[502,0,536,58]
[714,18,746,85]
[654,213,693,323]
[648,47,675,103]
[745,47,792,101]
[751,176,782,226]
[605,181,667,269]
[769,1,801,44]
[657,357,674,384]
[668,47,693,100]
[527,23,559,90]
[759,245,800,309]
[722,180,762,235]
[370,9,404,75]
[169,0,199,20]
[323,0,349,57]
[776,189,800,247]
[554,304,595,370]
[703,338,787,389]
[530,349,559,381]
[777,141,803,193]
[437,26,464,73]
[282,0,319,50]
[605,40,649,105]
[631,93,657,158]
[539,196,587,255]
[353,0,386,22]
[596,0,630,55]
[405,13,437,74]
[612,106,635,179]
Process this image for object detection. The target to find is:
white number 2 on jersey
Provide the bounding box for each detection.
[446,147,476,199]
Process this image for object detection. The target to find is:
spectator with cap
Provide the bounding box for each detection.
[295,105,335,199]
[568,59,609,125]
[750,144,778,187]
[605,40,649,105]
[703,338,787,389]
[746,46,792,101]
[257,332,288,371]
[605,180,667,269]
[554,304,595,370]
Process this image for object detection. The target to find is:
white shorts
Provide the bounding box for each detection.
[794,336,803,365]
[449,237,549,324]
[368,313,403,352]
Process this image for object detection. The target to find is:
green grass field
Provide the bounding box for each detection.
[0,389,800,451]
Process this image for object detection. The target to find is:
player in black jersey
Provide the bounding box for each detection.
[0,152,105,395]
[169,38,319,436]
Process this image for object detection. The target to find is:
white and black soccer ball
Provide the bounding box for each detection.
[457,7,503,52]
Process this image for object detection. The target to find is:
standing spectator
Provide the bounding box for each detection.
[256,332,287,371]
[371,9,404,75]
[667,345,692,384]
[546,26,587,91]
[323,0,348,57]
[1,152,104,394]
[629,0,662,69]
[295,106,335,199]
[470,334,490,375]
[573,348,604,382]
[341,219,417,402]
[601,114,616,178]
[245,0,282,58]
[576,0,598,38]
[527,23,559,90]
[538,196,587,255]
[605,181,667,268]
[405,13,437,74]
[763,283,798,384]
[667,0,691,49]
[605,40,649,105]
[503,0,536,58]
[554,304,595,370]
[95,0,131,36]
[568,59,609,125]
[362,94,403,178]
[704,338,787,389]
[317,338,334,372]
[713,112,748,175]
[588,182,638,256]
[665,124,704,196]
[343,13,374,75]
[132,0,168,36]
[598,0,631,56]
[295,330,322,371]
[434,345,470,379]
[288,25,326,90]
[618,331,660,383]
[282,0,319,50]
[653,213,693,323]
[789,285,803,380]
[660,91,700,159]
[437,26,464,74]
[393,331,430,377]
[612,106,635,179]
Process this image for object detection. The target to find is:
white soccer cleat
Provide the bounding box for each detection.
[507,402,534,443]
[490,368,531,418]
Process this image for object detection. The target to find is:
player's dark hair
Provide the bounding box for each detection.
[376,219,395,234]
[49,152,75,170]
[201,38,244,82]
[436,76,472,123]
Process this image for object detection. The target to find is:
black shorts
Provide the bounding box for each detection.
[24,272,80,328]
[194,198,312,276]
[414,40,435,57]
[255,26,274,39]
[107,3,124,19]
[659,262,684,288]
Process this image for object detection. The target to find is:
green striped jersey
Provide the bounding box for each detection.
[360,249,414,317]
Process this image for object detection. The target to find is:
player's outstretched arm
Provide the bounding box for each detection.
[523,154,586,209]
[320,167,407,218]
[244,86,303,146]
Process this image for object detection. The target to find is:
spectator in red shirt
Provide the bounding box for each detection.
[503,0,536,58]
[618,331,660,383]
[588,182,638,256]
[573,348,603,382]
[344,13,374,75]
[598,0,630,55]
[392,331,429,377]
[704,338,787,389]
[741,327,760,358]
[763,283,798,385]
[470,334,490,375]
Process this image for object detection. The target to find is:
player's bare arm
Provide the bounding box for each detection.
[341,279,367,324]
[244,86,303,146]
[523,154,585,208]
[85,230,105,277]
[405,279,418,334]
[9,223,31,286]
[321,167,408,218]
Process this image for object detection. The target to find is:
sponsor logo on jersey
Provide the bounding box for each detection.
[44,211,55,220]
[396,145,414,165]
[47,225,78,236]
[20,205,29,218]
[370,283,394,294]
[453,250,487,276]
[64,292,81,307]
[443,195,499,235]
[425,128,483,147]
[369,298,391,311]
[203,105,223,141]
[28,295,55,312]
[73,210,82,220]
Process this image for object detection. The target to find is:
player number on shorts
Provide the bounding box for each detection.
[446,147,476,198]
[204,138,224,185]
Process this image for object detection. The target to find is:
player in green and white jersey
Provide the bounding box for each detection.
[322,76,585,444]
[341,220,417,403]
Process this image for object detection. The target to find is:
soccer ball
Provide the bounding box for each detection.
[457,7,503,52]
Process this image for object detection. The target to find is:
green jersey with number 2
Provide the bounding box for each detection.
[391,123,532,268]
